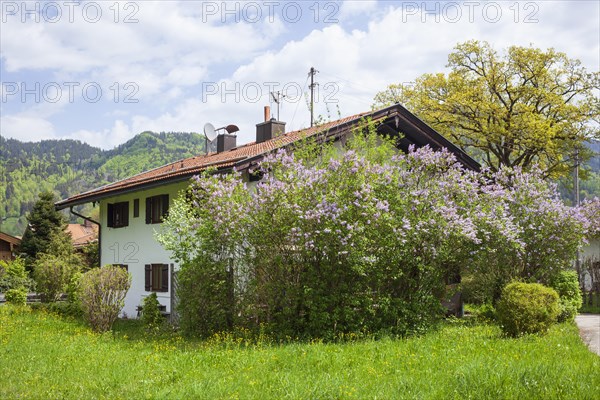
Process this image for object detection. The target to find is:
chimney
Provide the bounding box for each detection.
[216,133,237,152]
[256,106,286,143]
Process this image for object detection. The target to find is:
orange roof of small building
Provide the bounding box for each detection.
[66,223,98,247]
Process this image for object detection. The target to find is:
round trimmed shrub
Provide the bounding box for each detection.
[549,270,582,322]
[496,282,559,337]
[5,287,27,306]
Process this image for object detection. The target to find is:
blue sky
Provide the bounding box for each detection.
[1,0,599,149]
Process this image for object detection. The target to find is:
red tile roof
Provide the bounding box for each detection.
[56,104,480,209]
[56,111,372,208]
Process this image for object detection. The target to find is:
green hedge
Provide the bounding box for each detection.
[550,270,582,322]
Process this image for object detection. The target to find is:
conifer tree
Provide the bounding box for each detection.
[20,191,71,266]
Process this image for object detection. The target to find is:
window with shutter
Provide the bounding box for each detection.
[107,202,129,228]
[145,264,152,291]
[146,263,169,292]
[113,264,128,272]
[133,199,139,218]
[107,204,114,227]
[145,194,169,224]
[161,264,169,292]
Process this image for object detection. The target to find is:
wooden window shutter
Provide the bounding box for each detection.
[107,204,114,227]
[133,199,139,218]
[145,198,152,224]
[123,202,129,226]
[162,194,169,219]
[161,264,169,292]
[145,264,152,291]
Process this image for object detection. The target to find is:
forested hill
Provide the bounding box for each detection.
[1,132,205,236]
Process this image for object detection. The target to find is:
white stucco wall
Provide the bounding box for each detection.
[99,182,188,317]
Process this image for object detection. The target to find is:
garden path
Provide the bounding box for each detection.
[575,314,600,356]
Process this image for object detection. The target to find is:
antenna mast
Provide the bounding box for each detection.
[308,67,318,127]
[270,91,285,120]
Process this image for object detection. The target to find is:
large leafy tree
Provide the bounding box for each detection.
[20,191,71,265]
[374,41,599,177]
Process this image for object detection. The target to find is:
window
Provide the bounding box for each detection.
[146,194,169,224]
[107,202,129,228]
[145,264,169,292]
[133,199,139,218]
[113,264,128,272]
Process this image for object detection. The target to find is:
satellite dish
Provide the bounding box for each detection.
[203,123,217,141]
[224,124,239,134]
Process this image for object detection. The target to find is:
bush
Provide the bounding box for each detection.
[465,303,496,324]
[0,257,34,293]
[497,282,559,337]
[140,292,164,332]
[79,265,131,332]
[5,287,27,306]
[550,270,582,322]
[33,254,81,302]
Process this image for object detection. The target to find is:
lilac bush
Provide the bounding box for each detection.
[159,131,590,338]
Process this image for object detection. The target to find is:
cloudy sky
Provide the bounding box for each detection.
[1,0,599,149]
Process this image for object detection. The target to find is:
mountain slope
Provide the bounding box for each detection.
[0,132,205,236]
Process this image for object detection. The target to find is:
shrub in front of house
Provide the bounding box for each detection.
[33,254,81,302]
[79,265,131,332]
[140,292,164,332]
[5,287,27,306]
[549,270,582,322]
[496,282,559,337]
[159,131,589,340]
[160,133,484,339]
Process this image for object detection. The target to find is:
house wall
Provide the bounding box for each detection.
[580,237,600,291]
[582,237,600,262]
[99,181,188,317]
[0,239,13,261]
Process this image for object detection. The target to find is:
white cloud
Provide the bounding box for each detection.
[1,0,597,151]
[0,1,283,104]
[0,114,56,142]
[67,119,133,149]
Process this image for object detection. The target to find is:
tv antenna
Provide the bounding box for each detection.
[270,91,286,120]
[308,67,319,127]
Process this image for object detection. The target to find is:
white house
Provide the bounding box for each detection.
[56,104,480,317]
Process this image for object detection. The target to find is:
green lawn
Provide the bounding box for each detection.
[1,306,599,399]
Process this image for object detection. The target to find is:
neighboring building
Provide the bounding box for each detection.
[580,237,600,291]
[66,221,99,249]
[0,231,21,262]
[56,104,480,317]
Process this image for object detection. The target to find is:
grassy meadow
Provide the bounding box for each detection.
[1,306,599,399]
